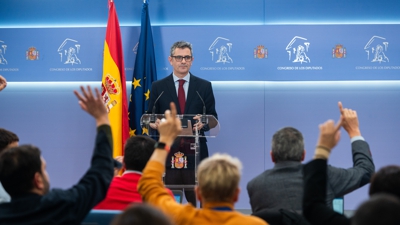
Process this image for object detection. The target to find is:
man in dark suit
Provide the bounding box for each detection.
[147,41,218,206]
[247,102,375,214]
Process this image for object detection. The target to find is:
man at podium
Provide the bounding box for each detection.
[147,41,218,206]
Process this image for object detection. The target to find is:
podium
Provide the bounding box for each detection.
[140,114,219,205]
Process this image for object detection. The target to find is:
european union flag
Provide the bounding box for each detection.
[128,1,157,136]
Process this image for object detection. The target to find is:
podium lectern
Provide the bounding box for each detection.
[140,114,219,205]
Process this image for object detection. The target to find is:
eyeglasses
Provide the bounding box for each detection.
[171,55,192,62]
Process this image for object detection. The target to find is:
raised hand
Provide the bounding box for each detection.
[338,101,361,138]
[0,75,7,91]
[158,102,182,147]
[317,119,342,151]
[74,85,109,126]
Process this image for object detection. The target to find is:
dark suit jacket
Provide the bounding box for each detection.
[247,140,374,213]
[148,73,218,161]
[148,73,217,118]
[303,159,350,225]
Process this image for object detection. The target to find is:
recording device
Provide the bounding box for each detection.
[196,91,208,124]
[150,91,164,123]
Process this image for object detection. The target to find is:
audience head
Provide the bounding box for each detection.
[111,203,173,225]
[0,145,50,197]
[0,128,19,152]
[369,165,400,199]
[271,127,305,163]
[170,40,193,56]
[196,153,242,203]
[352,193,400,225]
[123,136,156,172]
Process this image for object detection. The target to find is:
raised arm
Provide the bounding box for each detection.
[303,119,350,225]
[138,103,189,219]
[338,101,361,138]
[329,102,374,197]
[67,86,114,220]
[150,102,182,165]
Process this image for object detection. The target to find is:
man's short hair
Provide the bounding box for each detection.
[369,165,400,199]
[271,127,304,162]
[0,145,42,196]
[123,136,156,171]
[111,203,173,225]
[0,128,19,152]
[170,41,193,56]
[197,153,242,202]
[352,194,400,225]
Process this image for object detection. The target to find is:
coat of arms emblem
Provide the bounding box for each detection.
[171,151,187,169]
[332,44,346,59]
[101,74,120,112]
[26,47,39,60]
[254,45,268,59]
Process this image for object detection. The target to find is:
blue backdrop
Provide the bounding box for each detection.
[2,25,400,81]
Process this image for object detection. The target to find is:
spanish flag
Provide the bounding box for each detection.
[101,0,129,157]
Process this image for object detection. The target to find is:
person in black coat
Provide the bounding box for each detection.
[303,105,400,225]
[0,86,114,225]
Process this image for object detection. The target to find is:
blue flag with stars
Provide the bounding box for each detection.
[128,1,157,137]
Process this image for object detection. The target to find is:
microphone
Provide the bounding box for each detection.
[150,91,164,123]
[196,91,208,124]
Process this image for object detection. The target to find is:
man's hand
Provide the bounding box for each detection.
[192,115,205,131]
[338,101,361,138]
[158,102,182,147]
[149,119,161,130]
[114,156,124,164]
[74,86,109,126]
[0,75,7,92]
[317,119,342,151]
[113,156,124,176]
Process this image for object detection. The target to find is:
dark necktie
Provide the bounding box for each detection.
[178,79,186,114]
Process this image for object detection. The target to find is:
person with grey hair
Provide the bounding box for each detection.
[147,40,218,206]
[247,102,375,214]
[271,127,305,162]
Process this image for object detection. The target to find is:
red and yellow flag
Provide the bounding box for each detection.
[101,0,129,157]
